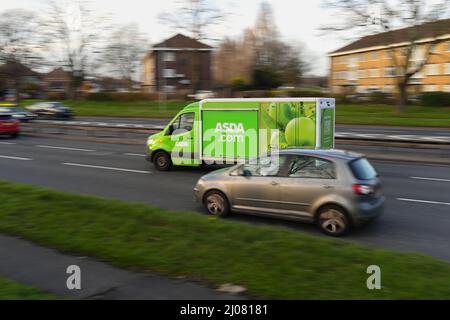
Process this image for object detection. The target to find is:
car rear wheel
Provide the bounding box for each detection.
[153,151,172,171]
[204,191,230,217]
[317,205,350,237]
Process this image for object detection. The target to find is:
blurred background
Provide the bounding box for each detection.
[0,0,448,110]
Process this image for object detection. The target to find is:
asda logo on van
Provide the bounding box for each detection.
[215,122,245,133]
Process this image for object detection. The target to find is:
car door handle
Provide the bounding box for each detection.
[323,185,334,189]
[270,181,280,186]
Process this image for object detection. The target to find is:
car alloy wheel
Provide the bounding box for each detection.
[318,207,349,236]
[204,191,229,217]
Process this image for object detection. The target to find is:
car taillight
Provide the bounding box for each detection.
[352,184,373,196]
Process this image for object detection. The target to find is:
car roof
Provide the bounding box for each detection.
[277,148,363,161]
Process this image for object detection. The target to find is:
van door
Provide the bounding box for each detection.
[166,112,197,166]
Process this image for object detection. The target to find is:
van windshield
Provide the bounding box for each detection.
[349,158,378,180]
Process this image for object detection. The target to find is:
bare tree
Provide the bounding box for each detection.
[252,2,309,88]
[214,2,309,90]
[0,9,42,99]
[158,0,226,42]
[321,0,450,112]
[102,24,149,89]
[159,0,228,93]
[43,0,109,98]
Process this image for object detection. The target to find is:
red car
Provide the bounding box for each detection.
[0,113,20,138]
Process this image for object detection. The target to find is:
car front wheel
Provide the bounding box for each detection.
[204,191,230,217]
[317,205,350,237]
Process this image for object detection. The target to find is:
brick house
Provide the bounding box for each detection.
[142,34,213,93]
[43,67,72,97]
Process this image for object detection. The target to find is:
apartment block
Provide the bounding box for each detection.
[329,19,450,95]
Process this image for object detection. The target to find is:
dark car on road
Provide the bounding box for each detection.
[0,106,37,122]
[26,102,73,120]
[194,149,385,237]
[0,113,20,138]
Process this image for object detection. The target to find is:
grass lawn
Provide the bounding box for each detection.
[1,180,450,299]
[0,277,59,300]
[21,100,186,119]
[21,100,450,127]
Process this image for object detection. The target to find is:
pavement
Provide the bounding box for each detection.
[0,234,244,300]
[0,135,450,298]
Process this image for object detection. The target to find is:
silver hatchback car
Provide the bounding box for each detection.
[194,149,385,236]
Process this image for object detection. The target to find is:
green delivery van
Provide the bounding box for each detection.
[146,98,335,171]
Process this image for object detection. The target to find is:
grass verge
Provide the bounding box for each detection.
[1,180,450,299]
[0,277,59,300]
[22,100,450,127]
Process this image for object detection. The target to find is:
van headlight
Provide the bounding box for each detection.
[147,138,154,145]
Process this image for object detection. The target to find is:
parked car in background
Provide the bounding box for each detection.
[0,113,20,138]
[26,102,73,120]
[187,90,216,100]
[194,149,384,237]
[0,106,37,122]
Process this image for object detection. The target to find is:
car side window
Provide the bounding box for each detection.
[241,155,290,177]
[168,112,195,135]
[288,156,336,179]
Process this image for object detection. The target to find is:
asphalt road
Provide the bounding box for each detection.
[0,135,449,261]
[75,116,450,137]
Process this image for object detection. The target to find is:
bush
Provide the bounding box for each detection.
[85,92,160,102]
[420,92,450,107]
[287,89,326,98]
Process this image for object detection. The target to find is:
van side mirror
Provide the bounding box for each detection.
[166,124,174,135]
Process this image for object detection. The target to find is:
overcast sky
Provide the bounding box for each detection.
[0,0,365,76]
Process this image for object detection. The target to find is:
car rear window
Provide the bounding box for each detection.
[349,158,378,180]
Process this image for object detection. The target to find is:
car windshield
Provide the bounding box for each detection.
[349,158,378,180]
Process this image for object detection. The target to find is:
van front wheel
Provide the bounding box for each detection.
[153,151,172,171]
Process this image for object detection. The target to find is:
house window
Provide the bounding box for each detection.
[163,69,176,78]
[369,69,379,78]
[163,85,176,94]
[384,67,396,77]
[425,64,439,76]
[163,52,176,62]
[423,85,437,92]
[443,85,450,92]
[383,86,394,93]
[444,63,450,75]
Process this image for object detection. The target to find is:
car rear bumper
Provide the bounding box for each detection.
[0,126,19,134]
[351,196,385,227]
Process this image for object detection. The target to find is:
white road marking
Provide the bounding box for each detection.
[62,162,151,174]
[36,145,96,152]
[0,155,32,161]
[398,198,450,206]
[410,176,450,183]
[0,142,16,145]
[124,153,146,157]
